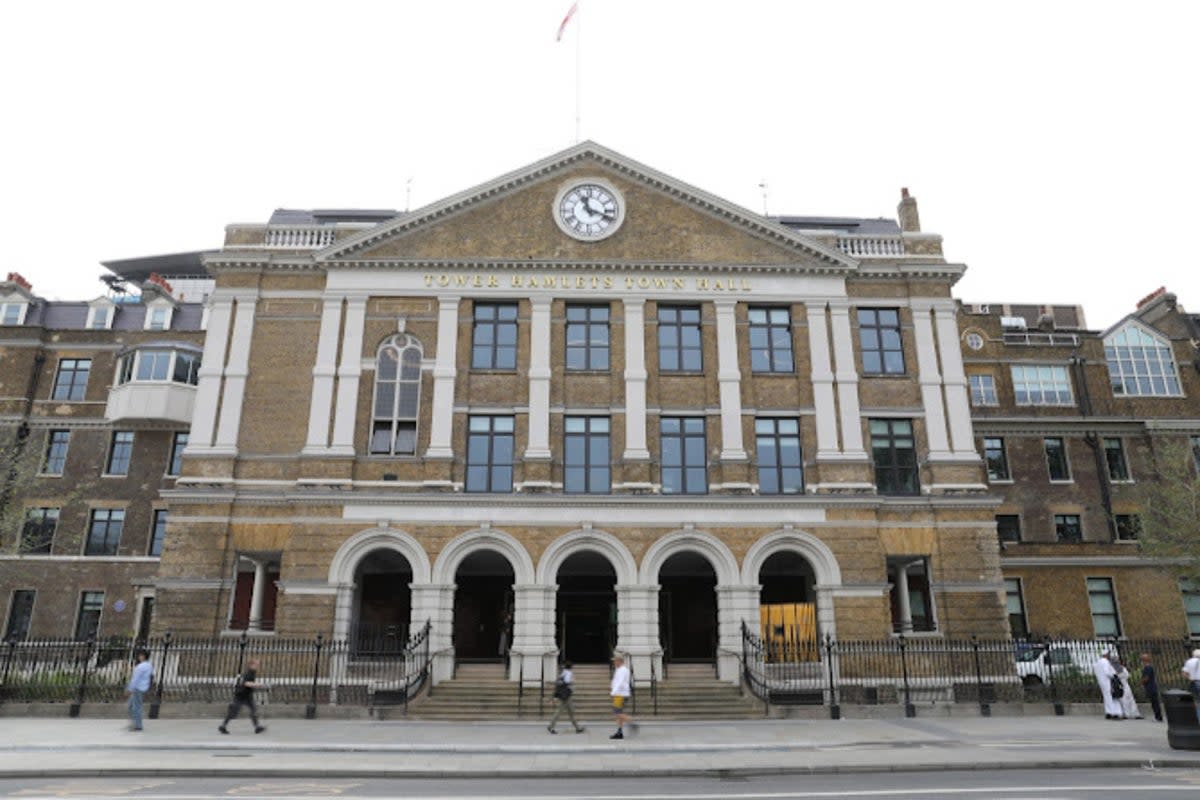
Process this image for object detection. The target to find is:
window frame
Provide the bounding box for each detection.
[656,305,704,373]
[148,509,169,557]
[969,374,998,406]
[870,418,919,496]
[1054,513,1083,543]
[51,358,91,402]
[1011,365,1074,406]
[1005,577,1029,639]
[564,304,611,372]
[660,416,708,495]
[1,302,27,326]
[754,417,804,495]
[20,507,59,554]
[42,429,70,476]
[370,334,423,456]
[74,591,105,641]
[4,589,36,642]
[1104,324,1183,397]
[1113,513,1141,542]
[464,415,515,493]
[563,416,611,494]
[105,431,135,476]
[1103,437,1131,482]
[84,508,125,556]
[471,302,519,371]
[1043,437,1071,482]
[167,432,188,477]
[857,308,905,376]
[747,306,794,374]
[1182,579,1200,639]
[1086,576,1122,637]
[983,437,1011,482]
[887,556,936,634]
[996,514,1022,544]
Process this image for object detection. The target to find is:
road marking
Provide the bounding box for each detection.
[225,783,361,797]
[10,781,172,797]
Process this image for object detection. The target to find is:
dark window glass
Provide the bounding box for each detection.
[465,415,515,493]
[1104,438,1130,481]
[20,508,59,554]
[984,437,1010,481]
[149,509,168,557]
[755,418,803,494]
[748,307,794,373]
[564,416,610,493]
[1054,513,1082,543]
[657,305,703,372]
[85,509,125,556]
[661,417,707,494]
[996,514,1022,543]
[1044,437,1070,481]
[472,303,518,370]
[52,359,91,401]
[4,590,35,642]
[1087,577,1121,637]
[168,432,188,476]
[75,591,104,640]
[371,336,422,455]
[106,431,134,475]
[565,305,610,371]
[858,308,905,375]
[1005,578,1028,638]
[870,419,918,495]
[43,430,70,475]
[172,352,201,385]
[1114,514,1141,542]
[888,556,935,633]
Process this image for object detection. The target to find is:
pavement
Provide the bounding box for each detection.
[1,712,1199,779]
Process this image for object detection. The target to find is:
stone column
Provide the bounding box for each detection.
[934,304,977,458]
[621,299,651,473]
[524,296,553,462]
[426,296,461,460]
[911,302,953,461]
[510,584,556,684]
[894,564,913,634]
[412,583,456,683]
[616,584,659,684]
[303,297,344,454]
[248,559,266,631]
[329,297,367,455]
[189,296,233,451]
[213,293,259,454]
[828,302,865,458]
[717,585,760,684]
[805,302,840,460]
[714,300,748,463]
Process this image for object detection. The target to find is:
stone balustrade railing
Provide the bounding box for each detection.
[262,226,338,249]
[837,235,906,257]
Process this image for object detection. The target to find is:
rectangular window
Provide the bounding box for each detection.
[657,305,703,372]
[465,415,515,493]
[1104,438,1130,481]
[229,556,281,631]
[20,508,59,554]
[887,557,935,633]
[149,509,169,557]
[1054,513,1083,543]
[969,374,998,406]
[106,431,135,476]
[870,418,919,495]
[75,591,104,640]
[1005,578,1029,639]
[565,304,610,371]
[42,430,70,475]
[661,417,707,494]
[858,308,905,375]
[1044,437,1071,481]
[84,508,125,556]
[51,359,91,401]
[1113,513,1141,542]
[983,437,1010,481]
[996,514,1022,544]
[173,351,201,385]
[1087,577,1121,637]
[88,306,110,329]
[1011,365,1074,406]
[748,307,794,373]
[755,418,804,494]
[1,303,22,325]
[167,432,188,476]
[4,590,35,641]
[564,416,611,494]
[1182,580,1200,638]
[471,303,518,370]
[136,350,172,381]
[147,307,169,331]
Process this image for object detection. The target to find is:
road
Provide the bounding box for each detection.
[4,769,1200,799]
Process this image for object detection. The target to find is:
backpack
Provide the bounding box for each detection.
[553,678,572,700]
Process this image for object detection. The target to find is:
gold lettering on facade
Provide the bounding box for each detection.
[420,273,752,292]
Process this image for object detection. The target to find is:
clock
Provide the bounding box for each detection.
[553,179,624,241]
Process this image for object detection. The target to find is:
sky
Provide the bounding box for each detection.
[1,0,1197,330]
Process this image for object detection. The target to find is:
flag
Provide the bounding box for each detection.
[556,2,578,42]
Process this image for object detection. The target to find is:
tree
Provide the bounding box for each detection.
[1131,437,1200,585]
[0,424,90,555]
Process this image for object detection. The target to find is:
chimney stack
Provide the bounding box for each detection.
[897,187,921,233]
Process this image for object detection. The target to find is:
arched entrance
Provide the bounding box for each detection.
[353,549,413,656]
[658,551,718,662]
[555,551,617,663]
[453,549,515,661]
[758,551,818,661]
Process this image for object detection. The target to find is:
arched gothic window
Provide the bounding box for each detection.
[1104,325,1182,397]
[370,334,422,455]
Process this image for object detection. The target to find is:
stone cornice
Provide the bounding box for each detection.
[971,417,1159,436]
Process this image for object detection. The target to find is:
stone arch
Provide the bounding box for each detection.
[638,529,739,585]
[329,526,432,586]
[740,529,842,588]
[536,528,637,585]
[431,527,536,586]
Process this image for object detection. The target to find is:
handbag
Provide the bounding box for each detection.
[553,678,572,701]
[1110,675,1124,699]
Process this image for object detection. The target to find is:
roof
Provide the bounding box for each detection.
[24,301,206,331]
[101,251,215,283]
[268,209,400,225]
[775,216,901,235]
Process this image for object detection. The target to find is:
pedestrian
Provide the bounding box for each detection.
[1140,653,1163,722]
[1182,648,1200,698]
[1093,646,1123,720]
[219,656,266,734]
[125,648,153,732]
[609,652,636,739]
[547,659,585,734]
[1112,652,1142,720]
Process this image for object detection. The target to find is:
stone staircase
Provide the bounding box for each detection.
[400,662,764,721]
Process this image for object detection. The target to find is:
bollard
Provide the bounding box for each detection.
[306,634,323,720]
[825,633,840,720]
[898,635,915,718]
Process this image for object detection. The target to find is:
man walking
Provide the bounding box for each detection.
[1182,648,1200,698]
[547,660,584,734]
[219,656,266,734]
[1140,652,1163,722]
[609,652,636,739]
[125,649,153,732]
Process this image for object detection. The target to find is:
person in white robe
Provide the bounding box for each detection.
[1094,648,1123,719]
[1113,654,1142,719]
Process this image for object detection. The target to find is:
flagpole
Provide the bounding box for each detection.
[575,0,582,143]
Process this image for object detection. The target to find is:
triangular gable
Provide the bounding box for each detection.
[316,141,855,272]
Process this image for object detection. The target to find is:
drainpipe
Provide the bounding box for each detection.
[1070,354,1114,540]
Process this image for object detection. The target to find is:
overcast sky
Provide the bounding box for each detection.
[2,1,1196,329]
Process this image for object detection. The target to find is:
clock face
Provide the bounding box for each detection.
[555,181,623,241]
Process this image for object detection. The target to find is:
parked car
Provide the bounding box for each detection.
[1015,641,1109,687]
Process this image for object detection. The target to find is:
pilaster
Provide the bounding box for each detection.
[805,301,840,460]
[189,296,233,452]
[426,296,461,460]
[302,296,344,454]
[934,304,978,458]
[524,297,553,463]
[828,302,866,458]
[212,293,259,454]
[714,300,748,463]
[911,302,953,461]
[621,298,651,463]
[329,297,367,454]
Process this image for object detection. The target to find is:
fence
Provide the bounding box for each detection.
[0,621,431,717]
[741,622,1198,718]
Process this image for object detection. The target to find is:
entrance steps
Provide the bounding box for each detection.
[402,662,765,721]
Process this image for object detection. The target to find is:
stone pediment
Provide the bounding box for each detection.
[317,142,855,274]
